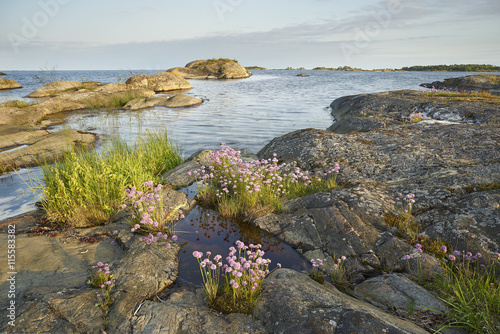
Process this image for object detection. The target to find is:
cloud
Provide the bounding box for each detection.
[1,0,499,70]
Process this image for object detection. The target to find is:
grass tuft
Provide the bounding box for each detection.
[420,88,500,104]
[37,130,182,227]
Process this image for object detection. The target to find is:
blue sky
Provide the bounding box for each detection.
[1,0,499,70]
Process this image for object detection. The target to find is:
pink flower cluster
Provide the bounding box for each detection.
[395,192,416,216]
[189,144,340,200]
[123,181,185,239]
[140,231,176,248]
[193,240,279,301]
[408,244,499,265]
[89,262,113,289]
[309,255,348,284]
[92,261,111,275]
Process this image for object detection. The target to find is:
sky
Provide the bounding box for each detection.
[0,0,499,70]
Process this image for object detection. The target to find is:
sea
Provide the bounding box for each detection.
[0,69,488,220]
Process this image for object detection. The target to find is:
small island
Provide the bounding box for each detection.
[245,66,268,70]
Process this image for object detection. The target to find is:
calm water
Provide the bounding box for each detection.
[0,69,487,220]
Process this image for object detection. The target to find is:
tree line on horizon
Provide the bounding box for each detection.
[400,64,500,72]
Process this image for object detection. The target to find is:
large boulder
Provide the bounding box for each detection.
[353,273,447,313]
[27,80,81,97]
[125,72,192,92]
[162,148,258,189]
[0,78,22,90]
[258,92,500,263]
[421,74,500,94]
[253,269,429,334]
[168,58,252,79]
[122,94,203,110]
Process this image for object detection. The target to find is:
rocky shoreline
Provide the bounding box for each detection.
[0,59,250,173]
[1,74,499,333]
[421,74,500,95]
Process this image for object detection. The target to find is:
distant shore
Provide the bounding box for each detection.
[246,64,500,72]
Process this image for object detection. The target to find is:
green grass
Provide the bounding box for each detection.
[391,193,500,332]
[425,255,500,333]
[37,130,182,227]
[0,100,36,108]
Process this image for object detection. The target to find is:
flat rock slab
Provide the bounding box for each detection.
[0,129,96,173]
[126,72,193,92]
[26,80,103,98]
[162,148,258,189]
[254,269,429,334]
[27,80,81,97]
[354,273,446,313]
[0,188,194,333]
[421,74,500,94]
[0,125,50,150]
[123,94,203,110]
[0,78,22,90]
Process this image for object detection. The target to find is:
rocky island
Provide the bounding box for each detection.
[0,78,22,90]
[168,58,252,79]
[0,72,499,333]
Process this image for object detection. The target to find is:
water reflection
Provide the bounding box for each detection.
[0,168,40,220]
[175,205,308,285]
